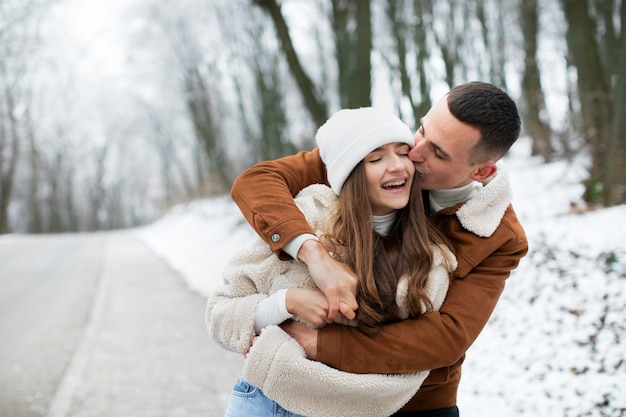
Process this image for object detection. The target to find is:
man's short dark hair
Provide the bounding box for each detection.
[447,81,521,163]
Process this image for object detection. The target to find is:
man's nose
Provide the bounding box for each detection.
[409,140,426,162]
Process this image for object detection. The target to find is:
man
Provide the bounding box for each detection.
[230,82,528,416]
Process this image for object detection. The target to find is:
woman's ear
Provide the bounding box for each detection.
[471,161,497,182]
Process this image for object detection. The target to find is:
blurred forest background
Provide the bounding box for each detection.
[1,0,624,234]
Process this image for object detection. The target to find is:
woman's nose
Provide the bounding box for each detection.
[388,154,406,171]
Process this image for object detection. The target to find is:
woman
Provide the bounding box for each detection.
[207,107,456,417]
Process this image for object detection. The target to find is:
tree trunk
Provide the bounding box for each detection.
[561,0,612,204]
[47,155,63,233]
[26,108,43,233]
[384,0,430,126]
[333,0,350,108]
[595,0,619,83]
[253,53,295,161]
[184,66,230,193]
[333,0,372,109]
[413,0,431,121]
[351,0,372,108]
[253,0,328,126]
[86,144,108,231]
[476,0,508,90]
[520,0,554,161]
[601,1,626,205]
[433,1,462,88]
[0,84,20,234]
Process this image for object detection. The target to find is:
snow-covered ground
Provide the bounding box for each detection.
[139,137,626,416]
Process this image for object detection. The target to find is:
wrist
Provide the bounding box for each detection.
[284,234,318,260]
[285,288,296,314]
[297,239,328,265]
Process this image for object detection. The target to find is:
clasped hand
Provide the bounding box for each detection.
[297,239,358,323]
[245,240,359,360]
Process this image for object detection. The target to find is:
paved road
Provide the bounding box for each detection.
[0,232,242,417]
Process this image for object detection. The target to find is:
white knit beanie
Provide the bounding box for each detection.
[316,107,414,195]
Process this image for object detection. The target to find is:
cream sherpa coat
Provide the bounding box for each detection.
[206,184,456,417]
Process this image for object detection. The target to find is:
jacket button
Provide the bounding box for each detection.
[271,233,281,243]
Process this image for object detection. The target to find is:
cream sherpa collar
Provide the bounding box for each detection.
[455,161,512,238]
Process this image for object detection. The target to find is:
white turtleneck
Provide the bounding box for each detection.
[429,181,483,214]
[373,211,397,235]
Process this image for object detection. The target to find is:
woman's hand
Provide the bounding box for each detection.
[285,287,330,327]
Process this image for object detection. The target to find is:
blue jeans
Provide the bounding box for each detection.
[224,377,306,417]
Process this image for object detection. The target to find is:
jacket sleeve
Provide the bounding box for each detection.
[243,325,429,417]
[206,240,291,354]
[317,208,528,374]
[230,148,328,260]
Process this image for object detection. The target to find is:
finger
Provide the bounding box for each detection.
[339,301,357,321]
[346,292,358,309]
[325,292,339,322]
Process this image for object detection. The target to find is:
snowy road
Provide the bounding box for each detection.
[0,232,242,417]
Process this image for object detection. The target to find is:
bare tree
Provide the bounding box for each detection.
[43,150,66,232]
[25,106,43,232]
[384,0,432,125]
[228,14,296,164]
[333,0,372,108]
[183,62,230,193]
[141,103,197,205]
[0,75,20,234]
[520,0,554,161]
[475,0,509,90]
[602,1,626,206]
[85,142,109,231]
[0,0,69,233]
[561,0,624,206]
[161,14,231,193]
[251,50,296,161]
[252,0,329,126]
[432,0,465,87]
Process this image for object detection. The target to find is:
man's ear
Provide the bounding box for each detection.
[471,161,497,182]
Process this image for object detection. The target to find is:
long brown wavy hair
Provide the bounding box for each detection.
[321,161,452,334]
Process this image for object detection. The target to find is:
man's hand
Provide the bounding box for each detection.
[281,320,319,360]
[285,288,329,327]
[297,240,358,322]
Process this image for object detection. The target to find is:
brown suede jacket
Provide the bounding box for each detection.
[231,148,528,411]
